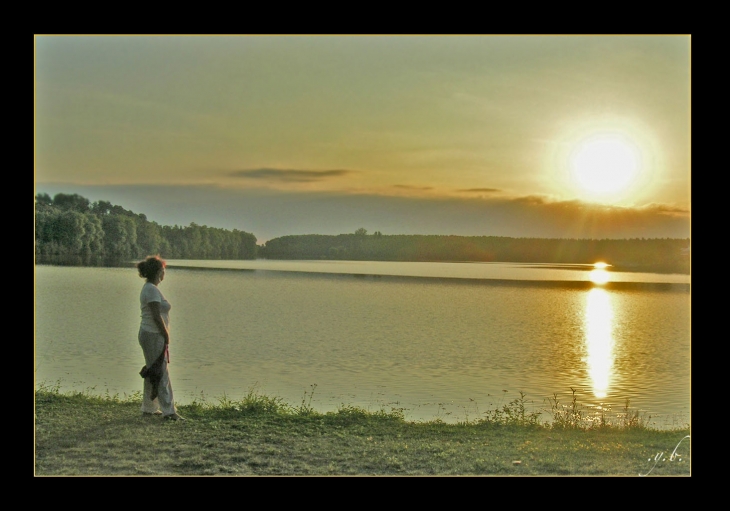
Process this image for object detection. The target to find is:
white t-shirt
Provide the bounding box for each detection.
[139,282,171,333]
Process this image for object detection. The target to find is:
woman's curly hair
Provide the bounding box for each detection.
[136,255,166,281]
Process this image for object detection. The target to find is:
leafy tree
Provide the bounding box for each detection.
[135,219,163,256]
[102,215,137,259]
[52,193,90,213]
[90,200,113,216]
[35,192,258,263]
[35,193,53,207]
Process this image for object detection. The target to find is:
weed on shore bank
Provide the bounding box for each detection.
[34,383,690,476]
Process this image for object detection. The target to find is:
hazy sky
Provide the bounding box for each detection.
[34,35,691,243]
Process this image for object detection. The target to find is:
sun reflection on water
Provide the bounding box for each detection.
[583,288,615,399]
[589,262,611,285]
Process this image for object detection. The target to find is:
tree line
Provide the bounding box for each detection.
[35,193,690,273]
[259,229,690,274]
[34,193,257,264]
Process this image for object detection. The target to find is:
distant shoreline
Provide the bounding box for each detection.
[34,255,690,276]
[164,264,690,292]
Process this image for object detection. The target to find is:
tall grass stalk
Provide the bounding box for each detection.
[35,384,691,476]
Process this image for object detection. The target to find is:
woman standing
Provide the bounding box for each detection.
[136,255,184,421]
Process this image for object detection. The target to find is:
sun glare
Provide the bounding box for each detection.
[589,262,611,284]
[549,118,661,206]
[570,134,640,197]
[589,268,610,285]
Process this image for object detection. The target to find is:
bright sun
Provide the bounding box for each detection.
[569,133,641,200]
[549,117,661,205]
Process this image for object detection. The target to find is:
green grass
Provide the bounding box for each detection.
[34,382,690,476]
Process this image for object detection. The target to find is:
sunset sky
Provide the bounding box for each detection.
[34,35,691,243]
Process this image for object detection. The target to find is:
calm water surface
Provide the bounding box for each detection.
[34,260,690,428]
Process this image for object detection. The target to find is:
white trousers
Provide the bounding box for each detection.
[138,329,177,416]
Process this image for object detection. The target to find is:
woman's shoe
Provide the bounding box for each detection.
[142,411,163,416]
[164,413,185,421]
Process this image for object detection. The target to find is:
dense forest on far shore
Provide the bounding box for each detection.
[35,193,690,274]
[259,229,690,274]
[34,193,257,264]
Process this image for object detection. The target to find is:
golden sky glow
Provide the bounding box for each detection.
[34,35,691,241]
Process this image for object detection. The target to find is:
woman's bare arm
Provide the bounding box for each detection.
[148,301,170,344]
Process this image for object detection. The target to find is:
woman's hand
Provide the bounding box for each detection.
[149,301,170,344]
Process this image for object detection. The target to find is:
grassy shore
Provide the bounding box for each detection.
[34,384,690,476]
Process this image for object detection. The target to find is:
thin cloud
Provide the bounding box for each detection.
[510,195,691,217]
[511,194,557,206]
[229,168,353,183]
[393,184,434,191]
[638,203,690,216]
[458,188,501,193]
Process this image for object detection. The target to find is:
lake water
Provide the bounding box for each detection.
[34,260,691,428]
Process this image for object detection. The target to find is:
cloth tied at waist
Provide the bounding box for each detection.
[139,345,169,401]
